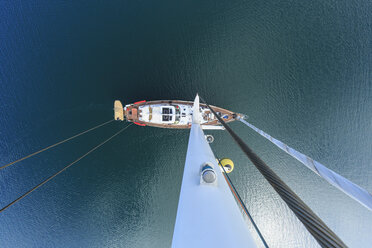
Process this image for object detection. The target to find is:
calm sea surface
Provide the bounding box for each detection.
[1,0,371,247]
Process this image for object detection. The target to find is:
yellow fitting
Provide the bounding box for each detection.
[219,158,234,173]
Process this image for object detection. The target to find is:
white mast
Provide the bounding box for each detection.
[171,95,257,248]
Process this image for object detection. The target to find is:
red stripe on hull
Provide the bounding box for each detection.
[134,122,146,126]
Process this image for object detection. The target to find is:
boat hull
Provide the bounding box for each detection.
[117,100,241,129]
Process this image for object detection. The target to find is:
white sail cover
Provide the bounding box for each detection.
[172,96,257,248]
[239,117,372,211]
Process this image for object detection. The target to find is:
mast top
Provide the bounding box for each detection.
[192,94,200,124]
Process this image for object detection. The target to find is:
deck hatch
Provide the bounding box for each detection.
[162,107,172,114]
[162,115,173,122]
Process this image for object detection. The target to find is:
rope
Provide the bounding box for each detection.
[0,123,133,214]
[200,98,347,248]
[218,160,269,248]
[0,119,115,171]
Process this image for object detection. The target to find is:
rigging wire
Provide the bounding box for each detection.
[218,160,269,248]
[0,123,133,214]
[238,116,372,212]
[200,97,347,248]
[0,119,114,171]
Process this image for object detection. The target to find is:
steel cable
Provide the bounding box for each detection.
[218,159,269,248]
[0,119,114,171]
[201,98,347,248]
[0,123,132,214]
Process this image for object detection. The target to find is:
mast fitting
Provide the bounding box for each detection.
[201,163,217,185]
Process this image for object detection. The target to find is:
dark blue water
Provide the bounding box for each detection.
[1,0,371,247]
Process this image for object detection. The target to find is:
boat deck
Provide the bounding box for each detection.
[122,100,240,129]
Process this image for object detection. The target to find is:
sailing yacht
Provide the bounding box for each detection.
[114,99,243,129]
